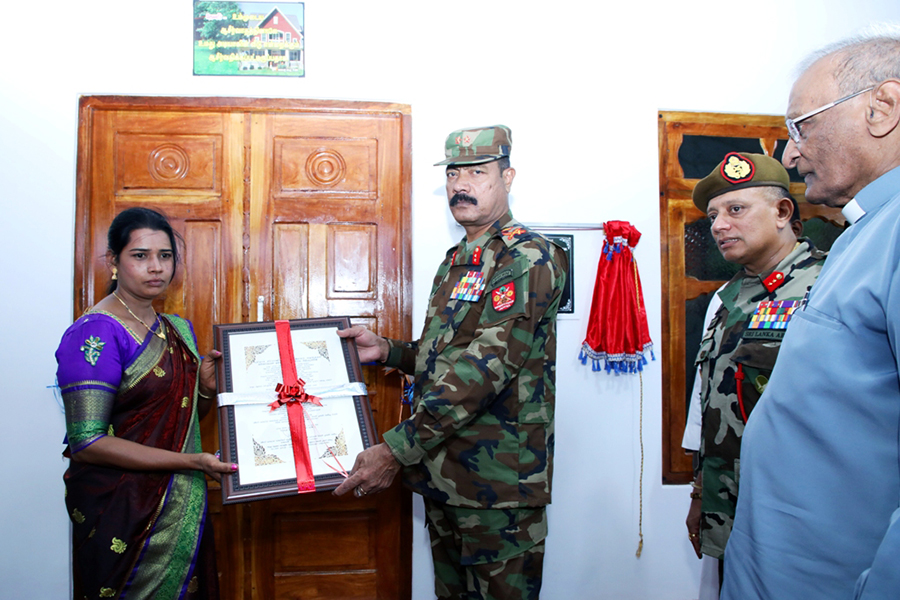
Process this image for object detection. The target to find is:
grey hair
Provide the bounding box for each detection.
[798,24,900,94]
[757,186,802,224]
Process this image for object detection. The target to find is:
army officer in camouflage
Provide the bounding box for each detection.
[335,125,567,599]
[685,152,826,585]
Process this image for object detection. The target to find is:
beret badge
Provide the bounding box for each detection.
[721,152,755,184]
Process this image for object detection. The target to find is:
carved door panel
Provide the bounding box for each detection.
[243,112,412,599]
[74,105,246,454]
[75,108,246,347]
[74,97,412,599]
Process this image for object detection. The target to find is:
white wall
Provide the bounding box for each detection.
[3,2,898,598]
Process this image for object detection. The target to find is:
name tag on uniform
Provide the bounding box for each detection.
[450,270,486,301]
[743,300,799,339]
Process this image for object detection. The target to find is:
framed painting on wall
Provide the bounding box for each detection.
[193,1,305,77]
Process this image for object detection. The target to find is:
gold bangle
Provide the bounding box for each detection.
[690,491,702,500]
[198,390,214,399]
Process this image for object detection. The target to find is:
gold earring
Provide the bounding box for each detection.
[111,267,118,281]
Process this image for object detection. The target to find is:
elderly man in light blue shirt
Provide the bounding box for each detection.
[722,30,900,600]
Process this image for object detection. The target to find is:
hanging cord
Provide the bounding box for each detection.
[632,255,645,558]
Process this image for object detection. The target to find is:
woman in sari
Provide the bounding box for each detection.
[56,207,236,600]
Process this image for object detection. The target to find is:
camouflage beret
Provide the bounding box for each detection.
[692,152,791,212]
[435,124,512,166]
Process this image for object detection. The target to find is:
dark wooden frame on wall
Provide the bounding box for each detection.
[658,111,845,485]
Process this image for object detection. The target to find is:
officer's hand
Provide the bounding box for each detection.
[337,326,389,363]
[686,493,702,559]
[333,443,401,498]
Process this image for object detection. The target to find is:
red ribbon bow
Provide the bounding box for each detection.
[269,321,322,493]
[270,380,322,410]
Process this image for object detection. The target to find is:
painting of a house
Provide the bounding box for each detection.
[241,7,303,72]
[193,2,305,77]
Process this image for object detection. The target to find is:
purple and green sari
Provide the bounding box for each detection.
[57,312,219,600]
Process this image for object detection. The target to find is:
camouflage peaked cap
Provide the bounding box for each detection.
[692,152,791,212]
[434,124,512,166]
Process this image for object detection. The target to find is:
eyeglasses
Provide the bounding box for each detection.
[785,87,874,144]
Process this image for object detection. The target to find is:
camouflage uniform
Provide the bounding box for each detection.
[695,239,825,559]
[381,210,567,599]
[423,499,545,600]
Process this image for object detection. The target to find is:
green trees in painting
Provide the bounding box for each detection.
[193,2,243,42]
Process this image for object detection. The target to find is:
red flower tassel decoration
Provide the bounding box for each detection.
[579,220,654,374]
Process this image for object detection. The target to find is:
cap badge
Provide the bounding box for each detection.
[721,152,755,184]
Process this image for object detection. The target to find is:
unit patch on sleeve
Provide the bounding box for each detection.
[450,270,486,301]
[743,300,799,340]
[491,282,516,312]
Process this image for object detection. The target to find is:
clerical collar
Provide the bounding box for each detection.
[842,199,866,225]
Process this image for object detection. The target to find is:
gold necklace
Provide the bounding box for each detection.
[113,291,165,340]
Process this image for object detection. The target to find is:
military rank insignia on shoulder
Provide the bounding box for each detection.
[743,300,800,340]
[501,226,527,241]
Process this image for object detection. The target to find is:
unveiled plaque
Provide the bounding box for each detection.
[214,317,375,503]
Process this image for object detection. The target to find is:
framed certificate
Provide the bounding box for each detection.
[214,317,376,503]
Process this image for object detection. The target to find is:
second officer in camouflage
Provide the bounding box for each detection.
[685,152,826,577]
[335,125,567,600]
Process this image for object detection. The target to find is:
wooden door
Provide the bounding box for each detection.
[74,96,412,599]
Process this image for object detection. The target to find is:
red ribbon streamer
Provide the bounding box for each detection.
[269,320,322,493]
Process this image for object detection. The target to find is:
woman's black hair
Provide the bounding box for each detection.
[106,207,182,294]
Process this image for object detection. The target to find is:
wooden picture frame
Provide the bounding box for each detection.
[214,316,376,503]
